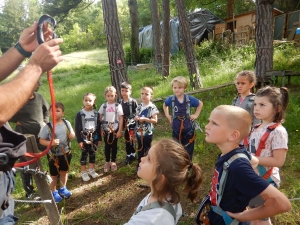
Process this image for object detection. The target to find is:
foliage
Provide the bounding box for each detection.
[124,45,154,65]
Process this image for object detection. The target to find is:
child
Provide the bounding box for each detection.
[125,138,203,225]
[119,82,138,165]
[99,86,123,172]
[163,76,203,161]
[202,105,291,224]
[39,102,75,203]
[75,93,102,182]
[232,71,260,126]
[246,86,289,225]
[134,86,159,172]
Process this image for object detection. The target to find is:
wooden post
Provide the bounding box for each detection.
[25,135,62,225]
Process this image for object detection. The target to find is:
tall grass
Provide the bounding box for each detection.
[12,41,300,224]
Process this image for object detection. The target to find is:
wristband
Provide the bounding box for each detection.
[14,42,32,58]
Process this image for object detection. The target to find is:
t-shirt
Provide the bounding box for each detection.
[248,122,288,187]
[99,103,124,130]
[208,147,269,225]
[164,94,200,132]
[135,102,159,136]
[120,98,138,119]
[124,193,182,225]
[39,120,74,155]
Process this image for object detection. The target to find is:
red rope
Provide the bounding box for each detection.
[14,70,56,167]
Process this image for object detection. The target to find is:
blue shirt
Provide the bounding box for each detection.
[164,94,200,132]
[208,147,269,225]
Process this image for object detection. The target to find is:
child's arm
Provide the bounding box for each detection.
[116,115,123,138]
[163,103,172,124]
[250,155,259,169]
[226,185,291,221]
[257,149,287,168]
[190,100,203,121]
[99,113,105,137]
[139,113,158,124]
[39,137,60,147]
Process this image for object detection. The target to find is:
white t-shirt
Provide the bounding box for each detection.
[99,103,123,130]
[124,193,182,225]
[248,122,288,187]
[81,109,97,131]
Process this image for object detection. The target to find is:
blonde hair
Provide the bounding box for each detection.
[214,105,252,141]
[235,71,257,85]
[141,86,154,95]
[171,76,188,89]
[104,86,117,98]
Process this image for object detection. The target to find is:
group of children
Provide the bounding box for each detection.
[38,72,292,224]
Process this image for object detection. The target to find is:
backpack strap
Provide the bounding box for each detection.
[186,95,190,119]
[247,94,255,111]
[211,153,249,225]
[136,201,177,222]
[80,110,86,131]
[115,103,119,124]
[255,123,280,156]
[171,95,175,120]
[128,98,133,118]
[232,96,238,106]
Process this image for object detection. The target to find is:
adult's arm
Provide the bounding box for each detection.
[0,38,63,127]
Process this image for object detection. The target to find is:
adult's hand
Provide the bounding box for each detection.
[28,38,64,73]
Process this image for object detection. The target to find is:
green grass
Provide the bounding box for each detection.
[11,42,300,224]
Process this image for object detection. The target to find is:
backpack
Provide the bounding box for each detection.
[232,94,255,111]
[196,153,249,225]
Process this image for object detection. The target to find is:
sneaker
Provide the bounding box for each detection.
[128,155,136,164]
[124,156,130,165]
[82,171,90,182]
[88,169,99,178]
[52,190,62,203]
[111,162,117,171]
[58,186,72,198]
[104,162,111,173]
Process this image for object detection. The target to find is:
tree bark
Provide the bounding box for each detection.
[227,0,235,18]
[175,0,202,88]
[128,0,140,65]
[102,0,129,99]
[255,0,274,79]
[150,0,162,73]
[162,0,170,77]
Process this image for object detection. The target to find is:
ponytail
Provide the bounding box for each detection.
[184,163,203,202]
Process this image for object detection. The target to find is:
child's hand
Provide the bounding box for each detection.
[101,130,105,136]
[97,141,102,147]
[134,115,139,121]
[78,142,84,149]
[226,211,247,222]
[69,133,75,140]
[52,139,60,146]
[166,115,172,124]
[190,114,197,121]
[116,130,122,138]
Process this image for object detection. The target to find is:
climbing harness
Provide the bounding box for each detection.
[195,153,249,225]
[244,123,281,182]
[14,15,57,168]
[232,93,255,110]
[80,110,99,150]
[101,103,120,145]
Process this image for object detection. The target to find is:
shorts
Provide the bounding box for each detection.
[47,152,72,176]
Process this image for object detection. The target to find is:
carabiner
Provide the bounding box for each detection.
[37,14,57,45]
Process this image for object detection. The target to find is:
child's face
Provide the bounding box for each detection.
[253,96,275,122]
[83,95,95,109]
[121,88,131,99]
[235,76,254,96]
[50,107,64,121]
[172,82,186,97]
[205,109,231,145]
[141,88,152,104]
[137,145,157,184]
[105,91,116,104]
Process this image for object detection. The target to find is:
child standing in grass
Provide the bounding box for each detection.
[125,138,203,225]
[39,102,75,203]
[99,86,123,172]
[119,82,138,165]
[134,86,159,172]
[75,93,102,182]
[232,71,260,126]
[163,76,203,161]
[245,86,289,225]
[202,105,290,224]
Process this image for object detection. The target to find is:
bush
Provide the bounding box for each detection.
[124,46,154,65]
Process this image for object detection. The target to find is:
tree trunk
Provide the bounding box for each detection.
[128,0,140,65]
[175,0,202,89]
[150,0,162,73]
[255,0,274,80]
[102,0,129,99]
[227,0,235,18]
[162,0,170,77]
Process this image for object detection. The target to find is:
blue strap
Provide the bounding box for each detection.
[257,165,273,183]
[212,206,239,225]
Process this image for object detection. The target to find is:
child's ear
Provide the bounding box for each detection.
[228,130,240,142]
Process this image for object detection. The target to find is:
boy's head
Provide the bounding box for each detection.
[171,76,188,89]
[121,82,132,99]
[49,102,65,120]
[205,105,252,145]
[140,86,153,103]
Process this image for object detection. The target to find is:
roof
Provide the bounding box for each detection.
[223,8,284,21]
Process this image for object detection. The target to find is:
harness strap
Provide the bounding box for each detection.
[171,95,190,120]
[211,206,239,225]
